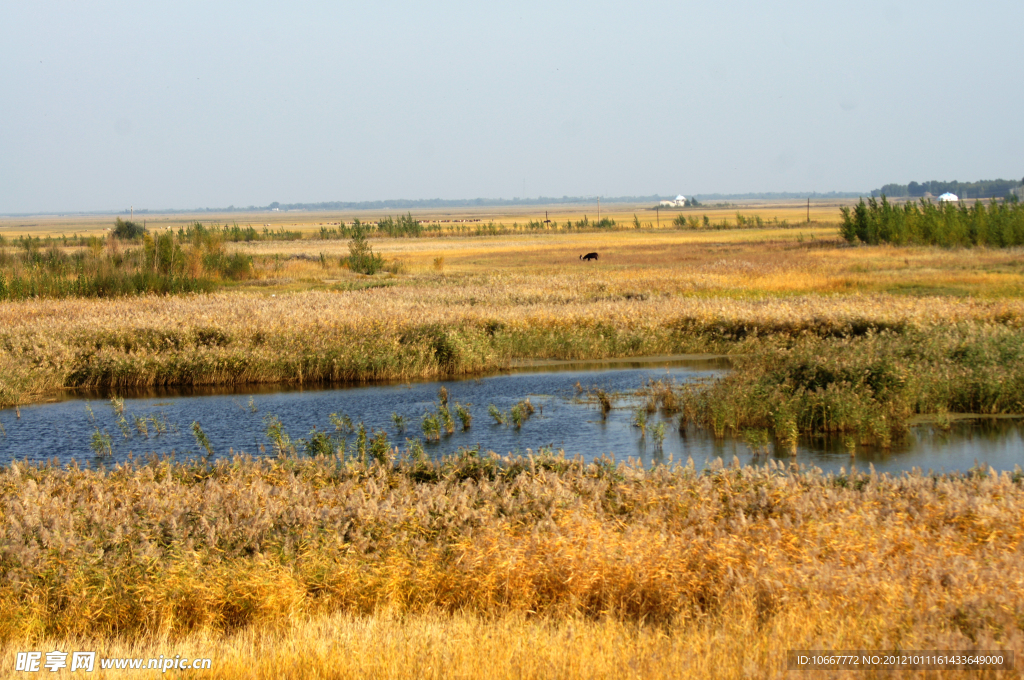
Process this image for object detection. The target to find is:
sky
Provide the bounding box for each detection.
[1,0,1022,214]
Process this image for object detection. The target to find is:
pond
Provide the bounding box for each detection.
[1,356,1021,474]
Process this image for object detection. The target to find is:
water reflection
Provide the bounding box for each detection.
[675,420,1024,474]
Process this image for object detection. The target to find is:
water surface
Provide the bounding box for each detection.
[1,358,1021,474]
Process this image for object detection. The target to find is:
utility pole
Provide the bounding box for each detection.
[131,206,133,221]
[597,197,601,222]
[806,198,810,224]
[656,205,660,227]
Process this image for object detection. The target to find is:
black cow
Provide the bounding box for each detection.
[580,252,599,261]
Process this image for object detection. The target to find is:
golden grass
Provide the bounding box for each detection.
[5,607,1018,679]
[223,231,1024,299]
[4,221,1024,677]
[3,278,1021,338]
[2,455,1022,678]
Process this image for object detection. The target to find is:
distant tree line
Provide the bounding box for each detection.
[57,192,882,218]
[841,196,1024,247]
[872,178,1023,199]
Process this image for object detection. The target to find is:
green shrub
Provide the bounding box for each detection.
[113,218,147,240]
[347,224,385,274]
[377,213,423,238]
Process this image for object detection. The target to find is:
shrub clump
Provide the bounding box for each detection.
[346,223,385,275]
[112,218,147,240]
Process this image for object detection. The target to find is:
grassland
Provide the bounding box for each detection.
[3,205,1024,677]
[2,453,1022,678]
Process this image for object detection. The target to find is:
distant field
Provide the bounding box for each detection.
[228,228,1024,299]
[0,199,852,237]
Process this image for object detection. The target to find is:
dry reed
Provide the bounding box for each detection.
[2,453,1022,655]
[2,284,1024,408]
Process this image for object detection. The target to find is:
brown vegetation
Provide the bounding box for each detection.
[1,284,1022,406]
[1,453,1021,677]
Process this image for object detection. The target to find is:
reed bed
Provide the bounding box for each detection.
[1,452,1021,676]
[678,323,1024,446]
[0,227,254,302]
[2,285,1024,407]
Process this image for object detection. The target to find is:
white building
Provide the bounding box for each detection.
[660,195,687,207]
[938,192,959,202]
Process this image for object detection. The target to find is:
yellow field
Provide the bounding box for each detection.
[0,200,852,238]
[3,456,1022,679]
[229,228,1024,299]
[4,607,1016,679]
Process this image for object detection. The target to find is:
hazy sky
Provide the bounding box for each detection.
[2,0,1021,213]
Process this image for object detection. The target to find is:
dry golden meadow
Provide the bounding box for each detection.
[2,207,1024,677]
[1,454,1022,679]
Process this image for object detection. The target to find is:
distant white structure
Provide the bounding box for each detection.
[660,195,687,207]
[938,192,959,202]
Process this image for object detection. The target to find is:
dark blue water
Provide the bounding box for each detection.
[1,358,1022,474]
